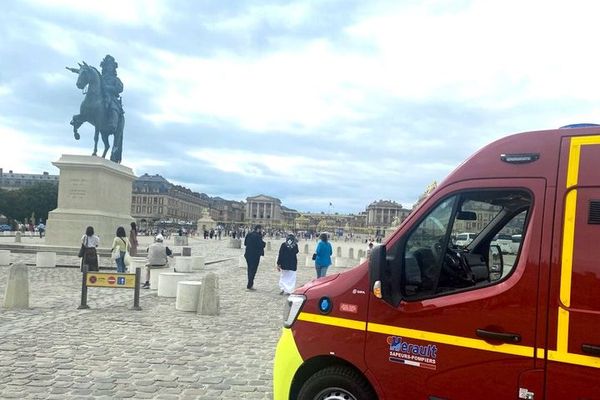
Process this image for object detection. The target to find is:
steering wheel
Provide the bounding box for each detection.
[442,248,474,283]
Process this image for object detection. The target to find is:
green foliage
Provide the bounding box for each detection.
[0,183,58,223]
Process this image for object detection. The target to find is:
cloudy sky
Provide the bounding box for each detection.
[2,0,600,214]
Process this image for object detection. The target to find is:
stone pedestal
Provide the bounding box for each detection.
[197,273,219,316]
[175,257,193,272]
[175,281,202,311]
[174,236,188,246]
[3,263,29,309]
[192,256,205,270]
[228,238,241,249]
[150,266,170,289]
[36,252,56,268]
[158,272,189,297]
[0,250,10,266]
[129,257,147,274]
[45,155,135,249]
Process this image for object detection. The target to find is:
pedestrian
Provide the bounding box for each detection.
[141,235,173,289]
[277,233,299,295]
[111,226,130,273]
[37,222,45,238]
[129,222,139,257]
[244,224,266,291]
[80,226,100,272]
[367,241,374,257]
[314,232,332,278]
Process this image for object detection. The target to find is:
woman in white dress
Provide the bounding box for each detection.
[277,234,299,295]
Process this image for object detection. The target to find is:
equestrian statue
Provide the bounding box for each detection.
[66,55,125,163]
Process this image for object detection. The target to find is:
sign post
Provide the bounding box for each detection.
[78,267,142,310]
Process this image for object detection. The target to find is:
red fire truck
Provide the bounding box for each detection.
[273,125,600,399]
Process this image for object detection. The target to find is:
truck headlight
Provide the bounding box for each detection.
[283,294,306,328]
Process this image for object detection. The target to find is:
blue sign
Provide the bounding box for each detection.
[117,277,126,285]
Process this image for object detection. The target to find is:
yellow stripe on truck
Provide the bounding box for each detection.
[557,135,600,353]
[297,312,367,331]
[273,328,304,400]
[298,312,600,369]
[368,322,534,358]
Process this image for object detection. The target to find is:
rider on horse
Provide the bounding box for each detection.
[100,55,124,136]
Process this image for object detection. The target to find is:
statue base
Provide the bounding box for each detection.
[45,155,136,249]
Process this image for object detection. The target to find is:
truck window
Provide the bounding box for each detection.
[402,189,531,299]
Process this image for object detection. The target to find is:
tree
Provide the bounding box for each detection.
[0,183,58,224]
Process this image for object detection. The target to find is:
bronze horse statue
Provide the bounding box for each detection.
[66,62,124,163]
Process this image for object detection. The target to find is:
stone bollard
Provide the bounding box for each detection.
[305,255,313,267]
[175,281,202,312]
[36,252,56,268]
[197,272,219,316]
[182,247,192,256]
[176,257,194,273]
[3,263,29,309]
[158,272,189,297]
[348,248,355,259]
[266,241,272,251]
[304,243,309,254]
[0,250,10,266]
[15,232,21,243]
[129,257,146,274]
[228,238,241,249]
[192,256,205,270]
[337,247,342,257]
[174,236,189,246]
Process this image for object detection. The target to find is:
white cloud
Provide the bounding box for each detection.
[0,85,12,96]
[346,0,600,106]
[0,125,79,173]
[24,0,170,28]
[208,2,313,32]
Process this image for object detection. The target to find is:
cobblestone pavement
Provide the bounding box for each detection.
[0,236,368,399]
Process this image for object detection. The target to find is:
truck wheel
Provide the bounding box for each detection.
[298,366,376,400]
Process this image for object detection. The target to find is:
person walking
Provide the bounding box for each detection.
[314,232,333,278]
[244,224,266,291]
[277,234,299,295]
[129,222,139,256]
[111,226,130,273]
[80,226,100,272]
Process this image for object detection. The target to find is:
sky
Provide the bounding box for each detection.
[2,0,600,214]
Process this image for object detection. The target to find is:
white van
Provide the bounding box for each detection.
[454,232,477,247]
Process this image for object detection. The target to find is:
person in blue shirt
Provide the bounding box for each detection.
[314,233,333,278]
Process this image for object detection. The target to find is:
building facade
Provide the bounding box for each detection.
[245,195,283,225]
[0,168,58,191]
[131,174,210,230]
[366,200,412,227]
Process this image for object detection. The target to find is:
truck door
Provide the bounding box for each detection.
[365,179,545,400]
[545,136,600,398]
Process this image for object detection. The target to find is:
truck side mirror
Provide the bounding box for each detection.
[489,244,504,281]
[369,245,402,307]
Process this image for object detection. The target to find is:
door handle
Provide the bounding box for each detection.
[476,328,521,343]
[582,344,600,356]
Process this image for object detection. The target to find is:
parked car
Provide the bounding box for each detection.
[0,224,12,232]
[491,233,513,254]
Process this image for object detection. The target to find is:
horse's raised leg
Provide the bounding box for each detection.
[70,115,83,140]
[93,127,99,156]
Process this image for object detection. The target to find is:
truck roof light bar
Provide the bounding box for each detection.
[500,153,539,164]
